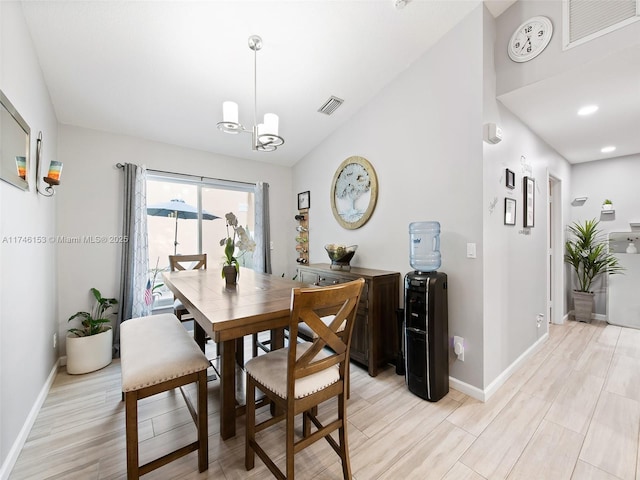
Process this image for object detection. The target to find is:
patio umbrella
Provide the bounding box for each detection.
[146,199,220,255]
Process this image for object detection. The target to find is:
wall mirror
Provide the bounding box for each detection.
[0,89,30,191]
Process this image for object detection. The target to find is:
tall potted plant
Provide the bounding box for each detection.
[66,288,118,374]
[565,219,623,322]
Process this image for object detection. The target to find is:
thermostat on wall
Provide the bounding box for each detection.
[484,123,503,144]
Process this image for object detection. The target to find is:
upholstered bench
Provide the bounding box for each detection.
[120,313,210,479]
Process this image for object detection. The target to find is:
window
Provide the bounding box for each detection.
[147,172,255,308]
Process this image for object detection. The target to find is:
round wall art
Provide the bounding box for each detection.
[330,156,378,230]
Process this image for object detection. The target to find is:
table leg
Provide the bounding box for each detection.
[220,339,236,440]
[194,322,206,352]
[269,328,285,417]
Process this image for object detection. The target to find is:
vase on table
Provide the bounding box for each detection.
[222,265,238,286]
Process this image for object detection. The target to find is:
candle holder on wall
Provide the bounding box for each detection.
[35,131,63,197]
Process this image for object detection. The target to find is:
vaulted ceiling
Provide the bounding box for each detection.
[19,1,640,166]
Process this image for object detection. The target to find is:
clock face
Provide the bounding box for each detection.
[508,16,553,63]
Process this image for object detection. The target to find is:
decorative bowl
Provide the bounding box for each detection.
[324,244,358,271]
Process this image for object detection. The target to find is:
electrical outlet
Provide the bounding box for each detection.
[536,313,544,328]
[466,243,476,258]
[53,332,57,349]
[453,336,464,361]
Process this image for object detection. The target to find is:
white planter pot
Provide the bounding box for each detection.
[602,204,613,211]
[66,328,113,374]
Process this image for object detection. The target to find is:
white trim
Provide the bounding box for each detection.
[448,376,486,401]
[451,332,550,403]
[483,332,549,401]
[0,360,59,480]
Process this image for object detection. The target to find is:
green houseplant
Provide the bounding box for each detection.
[565,219,623,322]
[66,288,118,374]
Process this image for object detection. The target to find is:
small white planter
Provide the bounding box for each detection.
[602,204,613,211]
[66,327,113,374]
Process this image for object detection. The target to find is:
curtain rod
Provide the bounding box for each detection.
[115,163,257,187]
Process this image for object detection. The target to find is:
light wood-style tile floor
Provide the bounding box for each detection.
[9,319,640,479]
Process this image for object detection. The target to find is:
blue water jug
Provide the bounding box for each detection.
[409,221,441,272]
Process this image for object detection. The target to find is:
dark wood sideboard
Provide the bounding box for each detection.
[297,263,400,376]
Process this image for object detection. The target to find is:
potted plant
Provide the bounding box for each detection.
[219,212,256,286]
[66,288,118,374]
[602,199,613,211]
[565,219,623,322]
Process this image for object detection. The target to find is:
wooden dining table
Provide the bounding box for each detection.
[162,267,301,439]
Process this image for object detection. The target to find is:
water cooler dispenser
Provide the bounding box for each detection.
[404,222,449,402]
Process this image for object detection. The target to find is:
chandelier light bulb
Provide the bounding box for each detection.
[263,113,279,136]
[223,101,238,124]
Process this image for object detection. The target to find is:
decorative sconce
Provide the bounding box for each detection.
[35,131,62,196]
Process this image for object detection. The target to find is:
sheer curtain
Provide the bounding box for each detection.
[114,163,150,356]
[254,181,272,274]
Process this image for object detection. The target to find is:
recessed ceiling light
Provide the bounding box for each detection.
[577,105,598,116]
[601,146,616,153]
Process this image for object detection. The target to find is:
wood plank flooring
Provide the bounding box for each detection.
[9,319,640,479]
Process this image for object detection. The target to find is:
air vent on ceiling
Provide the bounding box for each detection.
[317,96,344,115]
[565,0,639,48]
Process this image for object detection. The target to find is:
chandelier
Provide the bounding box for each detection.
[217,35,284,152]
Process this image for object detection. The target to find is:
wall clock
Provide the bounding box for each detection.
[508,16,553,63]
[330,156,378,230]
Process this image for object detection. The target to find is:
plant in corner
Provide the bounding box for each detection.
[219,212,256,285]
[564,219,623,322]
[66,288,118,374]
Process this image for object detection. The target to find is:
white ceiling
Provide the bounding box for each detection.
[19,0,640,167]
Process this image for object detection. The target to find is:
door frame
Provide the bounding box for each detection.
[547,171,564,325]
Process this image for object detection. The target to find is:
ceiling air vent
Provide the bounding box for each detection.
[565,0,639,48]
[317,96,344,115]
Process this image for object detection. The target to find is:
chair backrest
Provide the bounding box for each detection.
[287,278,365,389]
[168,254,207,271]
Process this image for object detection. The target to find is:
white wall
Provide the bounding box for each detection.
[56,125,293,356]
[0,1,58,474]
[483,7,572,387]
[293,6,486,389]
[570,154,640,314]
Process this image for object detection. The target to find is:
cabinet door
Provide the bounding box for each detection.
[349,282,369,365]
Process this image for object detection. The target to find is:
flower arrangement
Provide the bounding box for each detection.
[219,212,256,278]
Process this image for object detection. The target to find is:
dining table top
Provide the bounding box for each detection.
[162,268,302,342]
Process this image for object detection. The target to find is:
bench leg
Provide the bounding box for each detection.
[197,370,208,472]
[125,391,139,480]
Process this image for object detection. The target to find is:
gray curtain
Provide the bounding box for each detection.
[114,163,149,356]
[254,181,272,274]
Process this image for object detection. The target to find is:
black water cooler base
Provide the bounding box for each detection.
[404,271,448,402]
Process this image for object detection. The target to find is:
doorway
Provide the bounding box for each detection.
[547,173,564,325]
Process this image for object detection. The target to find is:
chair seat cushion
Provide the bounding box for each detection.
[174,299,185,311]
[296,315,340,341]
[245,342,339,399]
[120,313,210,392]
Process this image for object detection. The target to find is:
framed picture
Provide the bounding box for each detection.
[297,190,310,210]
[505,168,515,189]
[504,198,516,225]
[330,156,378,230]
[523,176,535,227]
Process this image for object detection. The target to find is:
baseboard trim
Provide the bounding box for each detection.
[450,331,549,403]
[0,359,59,480]
[448,376,486,401]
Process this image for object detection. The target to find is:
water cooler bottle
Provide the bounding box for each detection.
[404,222,449,402]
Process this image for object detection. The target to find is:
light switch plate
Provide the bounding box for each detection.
[466,243,476,258]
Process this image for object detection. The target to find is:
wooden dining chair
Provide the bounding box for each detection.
[244,278,365,480]
[168,254,207,322]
